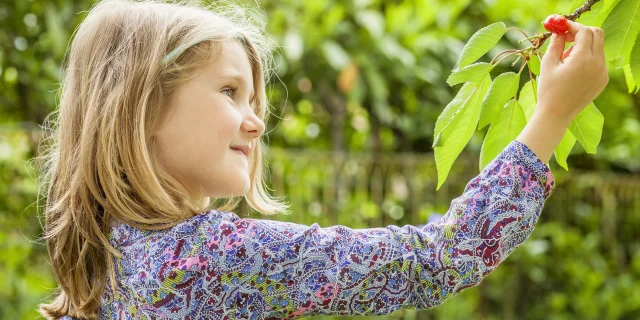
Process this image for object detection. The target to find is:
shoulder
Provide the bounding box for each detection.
[109,210,244,273]
[103,210,244,316]
[109,209,240,246]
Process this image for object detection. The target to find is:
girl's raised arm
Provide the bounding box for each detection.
[158,139,553,318]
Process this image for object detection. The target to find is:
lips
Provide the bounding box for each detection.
[230,144,250,157]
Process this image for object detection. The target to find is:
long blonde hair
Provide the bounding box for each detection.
[36,0,287,318]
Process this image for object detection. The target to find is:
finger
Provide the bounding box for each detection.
[562,44,574,61]
[567,20,593,53]
[564,32,575,43]
[543,33,567,65]
[591,27,605,57]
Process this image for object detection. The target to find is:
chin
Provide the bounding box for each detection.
[229,175,251,197]
[205,175,250,198]
[240,179,251,195]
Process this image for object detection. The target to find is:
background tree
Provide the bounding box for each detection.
[0,0,639,318]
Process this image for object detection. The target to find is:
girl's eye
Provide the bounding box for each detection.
[222,87,236,98]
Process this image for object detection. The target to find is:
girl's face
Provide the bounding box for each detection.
[153,40,265,202]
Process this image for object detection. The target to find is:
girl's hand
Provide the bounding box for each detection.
[536,20,609,123]
[516,21,608,164]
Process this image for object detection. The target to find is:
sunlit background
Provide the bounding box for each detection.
[1,0,639,319]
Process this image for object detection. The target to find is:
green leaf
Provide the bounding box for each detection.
[45,4,68,58]
[623,64,637,94]
[518,79,538,121]
[433,131,443,148]
[355,10,385,38]
[478,72,520,129]
[630,39,640,92]
[434,75,491,190]
[380,37,416,67]
[386,3,413,34]
[528,53,541,76]
[569,103,604,154]
[447,62,494,87]
[322,40,350,71]
[554,130,577,171]
[364,65,389,102]
[433,82,477,147]
[364,66,394,123]
[602,0,640,64]
[479,99,527,171]
[454,22,507,71]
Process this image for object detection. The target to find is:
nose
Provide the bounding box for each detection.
[241,111,265,139]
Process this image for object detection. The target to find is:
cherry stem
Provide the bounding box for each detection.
[492,51,520,66]
[490,49,520,65]
[517,57,527,73]
[527,65,537,108]
[506,27,531,40]
[513,60,529,100]
[491,45,534,68]
[512,55,522,66]
[519,34,543,44]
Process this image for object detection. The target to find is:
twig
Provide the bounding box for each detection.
[490,49,521,64]
[506,27,531,41]
[514,60,530,100]
[492,51,520,66]
[533,0,602,50]
[566,0,601,20]
[517,57,528,74]
[512,55,523,66]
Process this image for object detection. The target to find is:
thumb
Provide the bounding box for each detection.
[543,33,566,65]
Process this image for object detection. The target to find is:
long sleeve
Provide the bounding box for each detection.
[100,139,555,319]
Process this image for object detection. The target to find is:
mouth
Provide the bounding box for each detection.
[229,145,250,157]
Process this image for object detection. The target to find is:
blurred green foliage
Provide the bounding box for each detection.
[1,0,639,319]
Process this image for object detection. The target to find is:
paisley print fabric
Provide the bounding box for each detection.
[61,140,555,319]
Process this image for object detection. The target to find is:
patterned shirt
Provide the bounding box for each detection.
[64,140,555,319]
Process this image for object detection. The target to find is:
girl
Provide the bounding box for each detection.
[37,0,608,319]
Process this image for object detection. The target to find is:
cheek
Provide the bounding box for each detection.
[157,102,239,176]
[211,107,243,148]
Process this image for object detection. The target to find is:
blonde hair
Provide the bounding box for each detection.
[36,0,288,318]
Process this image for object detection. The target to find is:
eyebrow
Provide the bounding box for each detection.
[218,73,255,102]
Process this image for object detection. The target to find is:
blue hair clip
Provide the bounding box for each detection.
[162,47,184,64]
[162,33,247,65]
[162,40,201,65]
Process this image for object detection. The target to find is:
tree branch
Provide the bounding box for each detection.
[566,0,601,21]
[533,0,602,50]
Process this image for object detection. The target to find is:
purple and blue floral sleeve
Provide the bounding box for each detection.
[100,139,555,319]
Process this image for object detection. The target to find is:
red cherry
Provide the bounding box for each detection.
[543,14,569,34]
[554,16,569,33]
[543,15,557,32]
